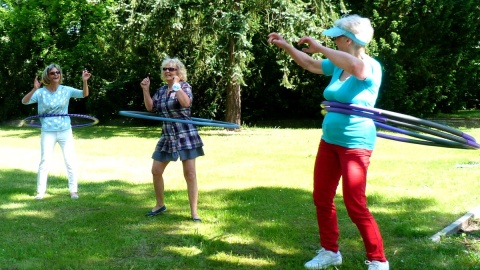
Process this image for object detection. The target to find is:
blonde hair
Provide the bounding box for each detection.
[335,15,374,46]
[160,57,187,82]
[40,63,63,85]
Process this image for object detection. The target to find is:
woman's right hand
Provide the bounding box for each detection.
[267,32,289,49]
[33,76,41,90]
[140,77,150,90]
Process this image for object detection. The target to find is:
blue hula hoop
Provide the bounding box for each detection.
[118,111,240,129]
[321,101,480,150]
[23,113,99,128]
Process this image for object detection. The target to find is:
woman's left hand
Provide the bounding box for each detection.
[298,36,323,54]
[173,76,180,84]
[82,69,91,81]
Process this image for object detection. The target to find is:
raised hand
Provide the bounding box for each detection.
[140,77,150,90]
[297,36,323,54]
[33,76,41,90]
[82,69,91,81]
[267,32,289,49]
[172,75,180,84]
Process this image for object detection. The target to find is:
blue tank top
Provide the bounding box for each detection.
[321,57,382,150]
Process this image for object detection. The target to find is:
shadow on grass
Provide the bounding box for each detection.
[0,169,477,269]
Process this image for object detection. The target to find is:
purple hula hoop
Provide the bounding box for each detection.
[23,113,99,128]
[323,101,477,143]
[324,106,478,147]
[375,122,473,149]
[322,101,480,149]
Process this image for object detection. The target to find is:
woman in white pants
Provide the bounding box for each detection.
[22,64,91,199]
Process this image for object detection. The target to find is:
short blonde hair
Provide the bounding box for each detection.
[40,63,63,85]
[160,57,187,82]
[335,15,374,46]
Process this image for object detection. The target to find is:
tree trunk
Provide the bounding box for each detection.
[225,36,241,127]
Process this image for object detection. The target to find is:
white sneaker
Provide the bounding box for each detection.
[365,260,389,270]
[71,193,79,199]
[304,248,342,269]
[34,194,44,200]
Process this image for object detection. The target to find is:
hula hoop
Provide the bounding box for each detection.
[324,106,477,147]
[323,101,476,142]
[375,122,474,149]
[22,114,99,128]
[118,111,240,129]
[321,101,480,149]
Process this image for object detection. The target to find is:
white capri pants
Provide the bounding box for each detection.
[37,129,78,195]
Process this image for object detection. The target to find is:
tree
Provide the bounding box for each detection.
[0,0,121,120]
[2,0,478,125]
[107,0,334,125]
[349,0,480,115]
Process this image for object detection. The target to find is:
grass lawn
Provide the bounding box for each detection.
[1,123,480,269]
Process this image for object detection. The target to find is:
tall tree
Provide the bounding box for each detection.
[3,0,478,124]
[0,0,121,119]
[111,0,333,124]
[349,0,480,115]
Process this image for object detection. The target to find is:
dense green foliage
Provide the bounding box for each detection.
[0,0,479,124]
[354,0,480,116]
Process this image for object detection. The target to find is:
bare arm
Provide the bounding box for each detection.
[82,69,91,97]
[140,77,154,111]
[267,32,323,74]
[172,76,191,108]
[299,36,369,80]
[175,88,191,108]
[22,76,41,104]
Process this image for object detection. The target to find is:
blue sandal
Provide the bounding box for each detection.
[145,205,167,217]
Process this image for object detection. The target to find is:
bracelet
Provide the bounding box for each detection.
[172,83,181,92]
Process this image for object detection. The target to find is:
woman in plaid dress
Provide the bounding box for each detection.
[140,57,204,222]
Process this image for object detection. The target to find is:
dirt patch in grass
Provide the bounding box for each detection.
[458,218,480,251]
[462,219,480,235]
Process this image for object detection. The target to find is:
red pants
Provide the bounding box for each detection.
[313,140,386,262]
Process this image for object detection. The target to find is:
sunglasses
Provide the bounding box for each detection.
[162,67,177,72]
[49,71,61,75]
[332,35,346,41]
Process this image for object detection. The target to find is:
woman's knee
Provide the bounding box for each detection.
[151,168,161,176]
[345,201,371,221]
[183,170,196,183]
[151,161,167,176]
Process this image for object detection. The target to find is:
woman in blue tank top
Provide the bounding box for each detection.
[268,15,389,270]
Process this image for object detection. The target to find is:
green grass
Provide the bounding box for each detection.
[1,124,480,269]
